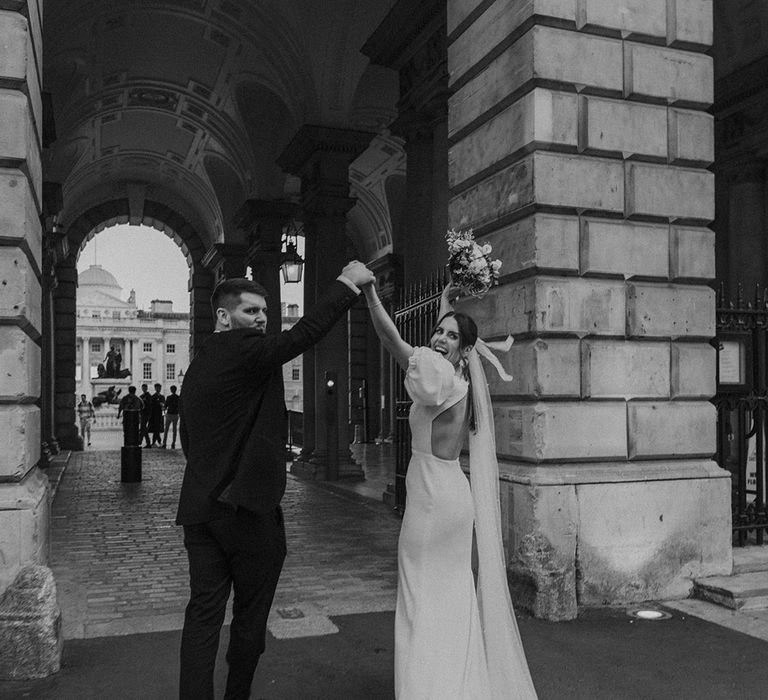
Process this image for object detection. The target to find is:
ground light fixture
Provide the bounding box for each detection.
[280,221,304,284]
[626,607,673,621]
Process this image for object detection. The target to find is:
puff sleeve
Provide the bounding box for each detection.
[404,346,456,406]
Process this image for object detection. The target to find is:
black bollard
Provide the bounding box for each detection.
[121,409,142,482]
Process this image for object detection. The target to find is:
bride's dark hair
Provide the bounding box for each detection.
[432,311,478,431]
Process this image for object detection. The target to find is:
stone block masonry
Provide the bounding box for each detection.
[0,4,55,680]
[447,0,726,619]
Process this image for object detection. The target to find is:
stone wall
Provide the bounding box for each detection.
[0,0,61,678]
[447,0,730,619]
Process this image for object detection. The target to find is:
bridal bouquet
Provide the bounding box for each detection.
[446,228,502,298]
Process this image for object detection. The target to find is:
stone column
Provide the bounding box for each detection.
[278,126,374,480]
[447,0,728,620]
[81,335,90,397]
[0,5,62,678]
[189,268,215,359]
[202,243,248,285]
[235,199,299,336]
[362,0,449,288]
[52,258,80,450]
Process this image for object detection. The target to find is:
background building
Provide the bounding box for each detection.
[75,264,189,400]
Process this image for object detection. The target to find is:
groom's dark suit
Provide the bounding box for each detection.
[176,279,359,700]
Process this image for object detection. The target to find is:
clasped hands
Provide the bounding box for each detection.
[341,260,376,288]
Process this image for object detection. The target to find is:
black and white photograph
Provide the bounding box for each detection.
[1,1,768,698]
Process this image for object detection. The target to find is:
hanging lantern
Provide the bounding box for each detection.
[280,221,304,284]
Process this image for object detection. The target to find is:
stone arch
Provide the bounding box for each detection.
[51,199,215,448]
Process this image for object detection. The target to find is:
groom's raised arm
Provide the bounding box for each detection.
[249,260,374,367]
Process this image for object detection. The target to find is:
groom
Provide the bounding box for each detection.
[176,260,374,699]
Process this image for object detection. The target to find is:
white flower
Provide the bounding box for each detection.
[481,243,492,255]
[491,259,502,272]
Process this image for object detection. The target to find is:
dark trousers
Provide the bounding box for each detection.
[140,414,151,446]
[179,507,286,700]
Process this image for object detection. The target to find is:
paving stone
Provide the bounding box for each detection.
[50,449,400,640]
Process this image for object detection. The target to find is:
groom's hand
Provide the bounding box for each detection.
[340,260,375,288]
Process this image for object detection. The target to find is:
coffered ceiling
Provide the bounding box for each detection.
[44,0,400,254]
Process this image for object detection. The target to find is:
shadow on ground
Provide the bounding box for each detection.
[2,606,768,699]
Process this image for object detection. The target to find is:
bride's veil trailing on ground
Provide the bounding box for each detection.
[468,346,539,699]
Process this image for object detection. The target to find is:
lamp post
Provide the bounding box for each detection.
[280,221,304,284]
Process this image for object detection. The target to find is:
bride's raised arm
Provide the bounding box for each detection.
[362,282,413,370]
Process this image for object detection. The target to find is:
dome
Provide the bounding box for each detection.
[79,264,122,290]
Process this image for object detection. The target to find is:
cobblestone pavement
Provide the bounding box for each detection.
[51,448,400,640]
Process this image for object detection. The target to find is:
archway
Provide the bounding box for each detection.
[49,200,214,449]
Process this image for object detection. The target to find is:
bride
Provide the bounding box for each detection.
[362,279,538,700]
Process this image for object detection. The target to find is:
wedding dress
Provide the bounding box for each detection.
[395,346,538,700]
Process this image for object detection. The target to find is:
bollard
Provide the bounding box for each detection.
[121,409,142,482]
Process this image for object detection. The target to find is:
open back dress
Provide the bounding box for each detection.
[395,346,492,699]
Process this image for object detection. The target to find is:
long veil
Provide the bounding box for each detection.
[468,347,538,699]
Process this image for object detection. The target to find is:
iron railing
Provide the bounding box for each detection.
[392,270,446,512]
[714,284,768,546]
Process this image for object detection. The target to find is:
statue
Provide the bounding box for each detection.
[92,385,122,407]
[97,363,106,378]
[104,346,118,378]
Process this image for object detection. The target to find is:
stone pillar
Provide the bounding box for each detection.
[189,268,215,359]
[80,335,90,398]
[0,5,62,677]
[725,162,767,297]
[447,0,728,619]
[235,199,299,335]
[362,0,449,288]
[202,243,248,285]
[52,258,80,450]
[278,126,374,479]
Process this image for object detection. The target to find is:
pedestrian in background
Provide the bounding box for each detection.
[149,383,165,447]
[77,394,95,447]
[117,386,144,446]
[139,383,152,447]
[162,385,180,449]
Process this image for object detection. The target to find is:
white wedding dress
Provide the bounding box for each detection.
[395,347,538,700]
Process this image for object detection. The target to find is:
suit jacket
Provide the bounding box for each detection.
[176,280,357,525]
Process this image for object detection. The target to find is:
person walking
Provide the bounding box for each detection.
[162,385,180,449]
[117,386,144,446]
[176,261,374,700]
[77,394,95,447]
[139,383,152,447]
[149,383,165,446]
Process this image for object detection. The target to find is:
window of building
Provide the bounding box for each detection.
[143,342,153,353]
[113,310,121,319]
[166,363,176,380]
[143,363,152,380]
[75,364,81,381]
[92,311,101,319]
[292,368,300,381]
[167,343,175,354]
[91,342,101,353]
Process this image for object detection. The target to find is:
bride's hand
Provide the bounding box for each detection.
[441,282,462,304]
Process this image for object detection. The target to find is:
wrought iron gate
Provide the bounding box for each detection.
[714,285,768,545]
[392,272,444,512]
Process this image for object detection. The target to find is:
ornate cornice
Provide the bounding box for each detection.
[202,242,248,271]
[361,0,444,71]
[277,125,376,177]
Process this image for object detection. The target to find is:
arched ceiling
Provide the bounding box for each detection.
[43,0,400,255]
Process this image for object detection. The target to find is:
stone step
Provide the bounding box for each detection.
[733,546,768,575]
[694,571,768,611]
